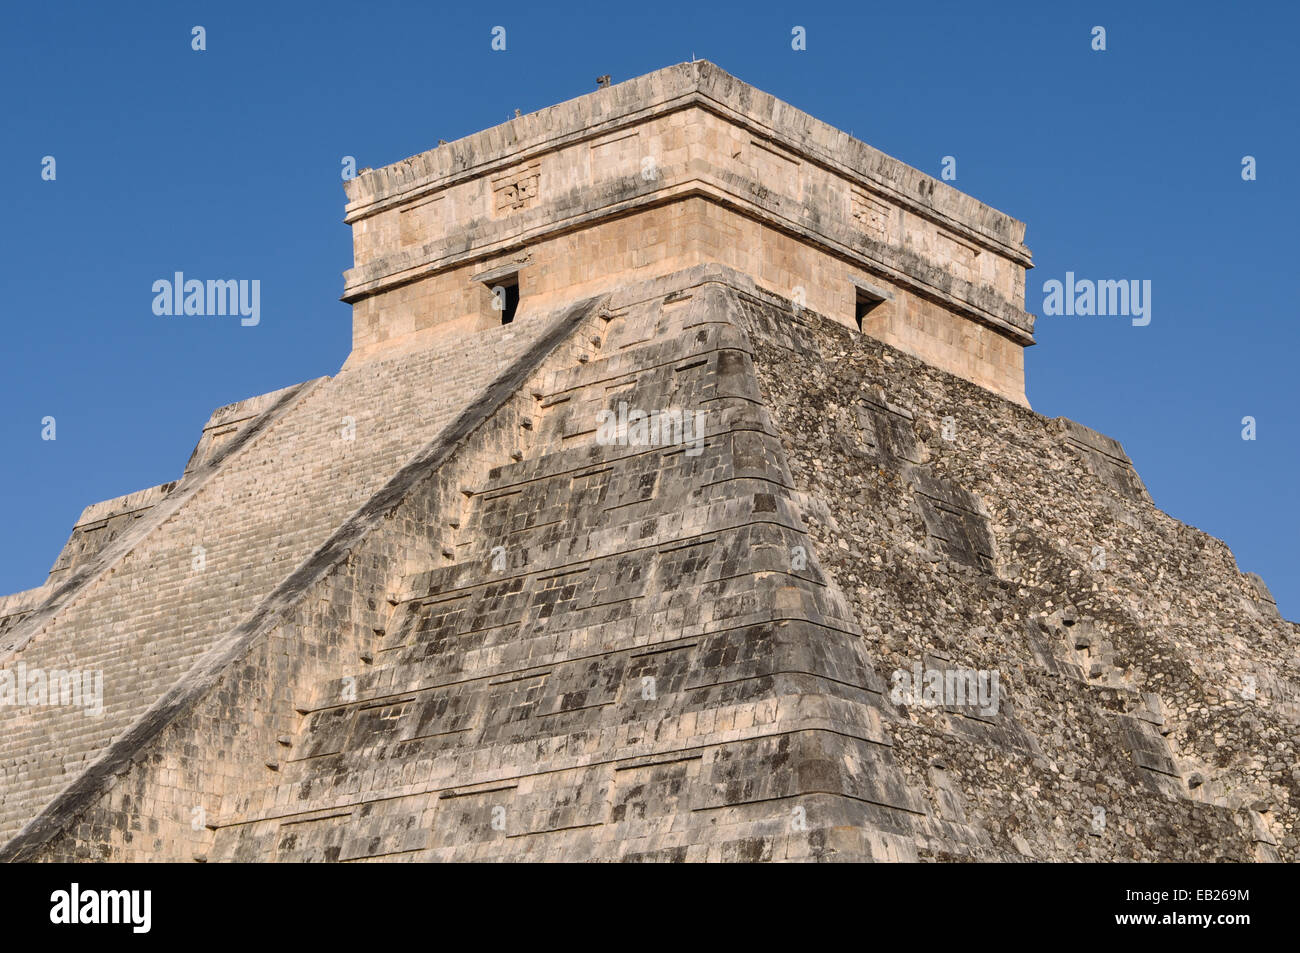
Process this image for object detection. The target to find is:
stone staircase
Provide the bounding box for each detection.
[0,306,573,853]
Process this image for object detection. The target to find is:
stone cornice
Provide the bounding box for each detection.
[342,61,1031,263]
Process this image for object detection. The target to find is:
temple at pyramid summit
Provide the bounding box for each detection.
[1,62,1294,862]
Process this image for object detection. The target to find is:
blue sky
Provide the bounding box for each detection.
[3,1,1297,617]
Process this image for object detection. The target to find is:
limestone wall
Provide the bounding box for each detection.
[339,62,1034,404]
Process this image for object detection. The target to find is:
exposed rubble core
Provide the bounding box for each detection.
[739,279,1296,861]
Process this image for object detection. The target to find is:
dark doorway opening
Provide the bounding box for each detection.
[855,287,886,331]
[492,276,520,325]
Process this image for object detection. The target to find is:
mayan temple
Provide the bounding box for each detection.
[1,61,1294,863]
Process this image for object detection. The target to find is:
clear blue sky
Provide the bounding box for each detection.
[3,1,1297,617]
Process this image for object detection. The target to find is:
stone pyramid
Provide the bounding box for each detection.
[1,63,1294,862]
